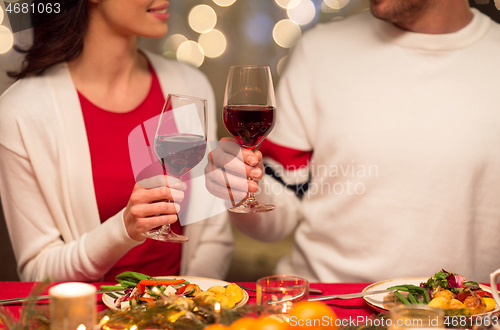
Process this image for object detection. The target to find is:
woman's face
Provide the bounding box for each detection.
[93,0,170,39]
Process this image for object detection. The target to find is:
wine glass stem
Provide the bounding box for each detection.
[245,177,259,204]
[161,224,174,234]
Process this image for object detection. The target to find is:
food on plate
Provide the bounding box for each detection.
[195,283,244,309]
[388,270,497,316]
[101,271,245,310]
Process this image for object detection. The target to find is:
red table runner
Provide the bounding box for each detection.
[1,281,498,323]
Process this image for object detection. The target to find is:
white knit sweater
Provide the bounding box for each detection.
[0,51,233,281]
[238,8,500,283]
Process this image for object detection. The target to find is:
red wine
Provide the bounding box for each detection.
[223,105,275,149]
[154,133,207,177]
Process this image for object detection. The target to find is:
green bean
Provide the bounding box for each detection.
[116,271,152,281]
[394,291,411,305]
[117,279,140,288]
[407,292,418,304]
[100,285,126,290]
[423,289,431,304]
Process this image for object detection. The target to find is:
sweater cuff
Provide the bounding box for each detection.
[84,209,145,269]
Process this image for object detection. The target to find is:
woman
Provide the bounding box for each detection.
[0,0,233,281]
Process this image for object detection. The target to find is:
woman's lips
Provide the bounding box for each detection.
[148,7,170,20]
[148,3,170,20]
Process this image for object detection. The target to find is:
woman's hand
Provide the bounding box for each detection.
[205,137,264,203]
[123,175,187,241]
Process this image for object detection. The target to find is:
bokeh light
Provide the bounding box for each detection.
[277,55,289,76]
[176,40,205,67]
[0,26,14,54]
[275,0,300,9]
[272,19,301,48]
[323,0,350,10]
[198,29,227,58]
[287,0,316,25]
[163,34,188,59]
[188,5,217,33]
[0,6,4,25]
[213,0,237,7]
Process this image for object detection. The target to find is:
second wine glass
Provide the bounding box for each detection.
[142,94,208,243]
[223,65,276,213]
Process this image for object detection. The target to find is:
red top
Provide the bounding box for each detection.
[80,67,186,281]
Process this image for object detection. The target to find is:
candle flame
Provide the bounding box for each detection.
[130,325,138,330]
[214,302,221,312]
[282,304,287,313]
[76,325,86,330]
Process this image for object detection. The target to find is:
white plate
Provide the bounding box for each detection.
[102,276,249,310]
[362,277,500,316]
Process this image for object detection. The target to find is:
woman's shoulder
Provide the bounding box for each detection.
[0,71,56,117]
[0,68,63,147]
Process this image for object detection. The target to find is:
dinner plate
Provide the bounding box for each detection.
[102,276,249,310]
[362,277,500,316]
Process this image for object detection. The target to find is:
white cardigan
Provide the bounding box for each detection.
[0,51,233,282]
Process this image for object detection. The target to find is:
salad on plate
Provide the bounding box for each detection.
[101,271,245,310]
[388,270,497,316]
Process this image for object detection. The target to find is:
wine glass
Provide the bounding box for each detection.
[142,94,208,242]
[223,65,276,213]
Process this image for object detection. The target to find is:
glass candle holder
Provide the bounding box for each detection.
[256,275,309,319]
[389,305,445,330]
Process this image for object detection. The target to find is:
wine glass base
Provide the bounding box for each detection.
[141,226,189,243]
[228,201,275,213]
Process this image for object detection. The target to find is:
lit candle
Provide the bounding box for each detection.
[214,302,221,324]
[49,282,96,330]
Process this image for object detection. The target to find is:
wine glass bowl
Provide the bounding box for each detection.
[223,66,276,213]
[142,94,208,243]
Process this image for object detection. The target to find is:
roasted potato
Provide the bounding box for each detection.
[463,295,487,315]
[224,283,244,304]
[433,289,455,303]
[448,298,466,310]
[428,297,449,309]
[215,293,236,309]
[208,285,226,295]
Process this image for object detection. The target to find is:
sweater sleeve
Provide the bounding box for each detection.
[0,143,142,281]
[0,77,143,282]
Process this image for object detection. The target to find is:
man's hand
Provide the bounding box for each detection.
[205,137,264,203]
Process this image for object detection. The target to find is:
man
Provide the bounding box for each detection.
[207,0,500,283]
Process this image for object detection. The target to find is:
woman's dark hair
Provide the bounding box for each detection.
[8,0,90,79]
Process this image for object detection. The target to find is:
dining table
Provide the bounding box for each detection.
[1,281,499,324]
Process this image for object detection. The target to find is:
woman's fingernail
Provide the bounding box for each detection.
[247,156,258,166]
[250,169,261,178]
[249,181,258,190]
[174,203,181,213]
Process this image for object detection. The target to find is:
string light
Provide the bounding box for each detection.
[323,0,351,10]
[177,40,205,67]
[0,25,14,54]
[198,29,227,58]
[163,34,188,59]
[272,19,301,48]
[213,0,237,6]
[188,5,217,33]
[287,0,316,25]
